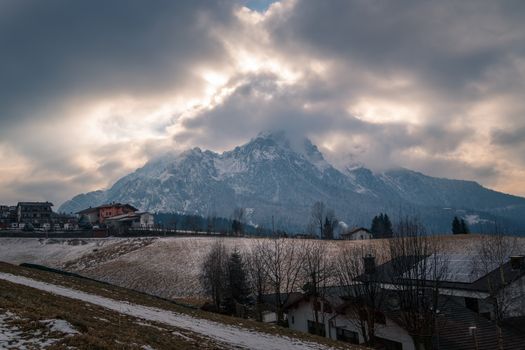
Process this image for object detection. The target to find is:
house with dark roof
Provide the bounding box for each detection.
[284,253,525,349]
[367,253,525,322]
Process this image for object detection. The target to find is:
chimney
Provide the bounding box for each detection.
[510,256,525,270]
[364,254,376,275]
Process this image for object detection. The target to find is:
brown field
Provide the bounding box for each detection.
[0,234,523,301]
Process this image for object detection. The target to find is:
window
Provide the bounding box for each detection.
[336,328,359,344]
[307,320,326,337]
[291,316,294,324]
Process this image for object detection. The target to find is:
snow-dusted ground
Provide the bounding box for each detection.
[0,309,78,349]
[61,236,380,298]
[0,272,338,350]
[0,237,124,266]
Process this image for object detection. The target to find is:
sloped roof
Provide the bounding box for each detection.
[337,291,525,350]
[341,227,371,236]
[438,259,525,294]
[358,254,525,295]
[429,296,525,350]
[355,255,428,284]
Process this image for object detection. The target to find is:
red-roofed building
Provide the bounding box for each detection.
[77,203,138,225]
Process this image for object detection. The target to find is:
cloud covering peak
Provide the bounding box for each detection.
[1,0,525,205]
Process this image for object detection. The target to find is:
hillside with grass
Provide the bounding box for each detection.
[0,262,363,350]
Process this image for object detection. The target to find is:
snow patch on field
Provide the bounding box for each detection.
[0,309,78,349]
[0,272,337,350]
[42,318,79,335]
[0,237,119,266]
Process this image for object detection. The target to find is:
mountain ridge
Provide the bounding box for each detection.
[59,132,525,234]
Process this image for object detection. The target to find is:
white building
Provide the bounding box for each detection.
[105,211,155,229]
[285,289,412,349]
[340,227,373,240]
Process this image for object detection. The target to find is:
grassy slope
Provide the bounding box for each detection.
[0,262,365,350]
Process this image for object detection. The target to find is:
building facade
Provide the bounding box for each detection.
[16,202,54,227]
[77,203,138,225]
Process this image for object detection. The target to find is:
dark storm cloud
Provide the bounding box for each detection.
[175,0,525,191]
[2,0,525,203]
[269,0,525,94]
[178,73,361,149]
[0,0,234,131]
[178,71,472,166]
[491,126,525,146]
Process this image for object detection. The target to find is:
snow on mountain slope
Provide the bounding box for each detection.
[59,131,525,233]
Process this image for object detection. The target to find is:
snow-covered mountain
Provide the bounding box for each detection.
[59,131,525,233]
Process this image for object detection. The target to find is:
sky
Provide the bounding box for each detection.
[1,0,525,206]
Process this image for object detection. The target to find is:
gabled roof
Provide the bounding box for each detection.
[341,227,371,236]
[350,227,371,234]
[357,252,525,295]
[282,285,359,311]
[438,258,525,294]
[355,255,428,284]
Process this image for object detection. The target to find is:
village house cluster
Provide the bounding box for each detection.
[0,201,154,232]
[0,202,77,231]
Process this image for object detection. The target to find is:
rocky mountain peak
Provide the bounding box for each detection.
[59,132,525,233]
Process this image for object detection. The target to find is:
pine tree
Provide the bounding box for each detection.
[452,216,462,235]
[370,213,393,238]
[323,217,333,239]
[370,215,381,236]
[460,219,470,234]
[223,249,251,315]
[383,214,393,238]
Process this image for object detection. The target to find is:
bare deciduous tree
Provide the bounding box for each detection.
[200,240,229,311]
[311,201,326,239]
[302,240,335,335]
[335,243,387,347]
[473,225,520,350]
[258,238,305,324]
[247,243,269,321]
[388,217,448,350]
